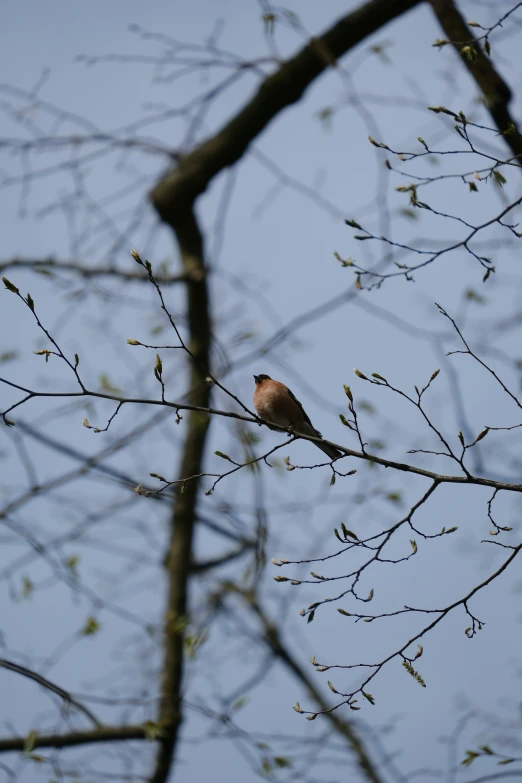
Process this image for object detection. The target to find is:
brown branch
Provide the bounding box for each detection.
[190,541,256,573]
[0,659,100,728]
[146,5,426,777]
[148,209,211,783]
[4,376,522,494]
[0,725,147,752]
[237,590,384,783]
[302,542,522,714]
[0,258,190,284]
[0,4,519,777]
[149,0,422,219]
[429,0,522,163]
[138,2,522,779]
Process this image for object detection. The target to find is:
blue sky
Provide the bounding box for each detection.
[1,1,522,781]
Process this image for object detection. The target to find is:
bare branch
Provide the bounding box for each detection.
[0,725,148,752]
[0,257,190,284]
[0,659,101,728]
[429,0,522,163]
[149,0,423,219]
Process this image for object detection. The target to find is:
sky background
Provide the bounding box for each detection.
[1,1,522,781]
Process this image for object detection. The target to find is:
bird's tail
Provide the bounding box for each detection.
[297,422,343,461]
[314,439,343,461]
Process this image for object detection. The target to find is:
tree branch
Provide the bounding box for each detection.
[429,0,522,163]
[0,258,189,284]
[0,725,147,752]
[148,208,211,783]
[149,0,422,219]
[4,375,522,494]
[0,659,101,728]
[237,590,384,783]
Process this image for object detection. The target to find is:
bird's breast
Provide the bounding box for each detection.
[254,387,294,427]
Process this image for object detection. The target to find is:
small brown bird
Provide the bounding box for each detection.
[253,374,342,461]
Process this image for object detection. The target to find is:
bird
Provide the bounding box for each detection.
[253,374,342,461]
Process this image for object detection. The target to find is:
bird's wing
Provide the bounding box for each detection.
[285,385,322,436]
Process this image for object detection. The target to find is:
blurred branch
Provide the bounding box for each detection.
[146,6,431,779]
[190,540,256,573]
[4,1,519,778]
[148,208,210,783]
[429,0,522,162]
[0,725,148,752]
[235,588,384,783]
[0,257,189,284]
[0,659,101,728]
[149,0,422,218]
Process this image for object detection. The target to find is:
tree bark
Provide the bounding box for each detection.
[148,209,211,783]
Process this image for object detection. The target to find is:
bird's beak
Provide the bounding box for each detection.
[253,375,260,384]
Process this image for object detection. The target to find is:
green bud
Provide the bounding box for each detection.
[2,277,19,293]
[344,219,362,230]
